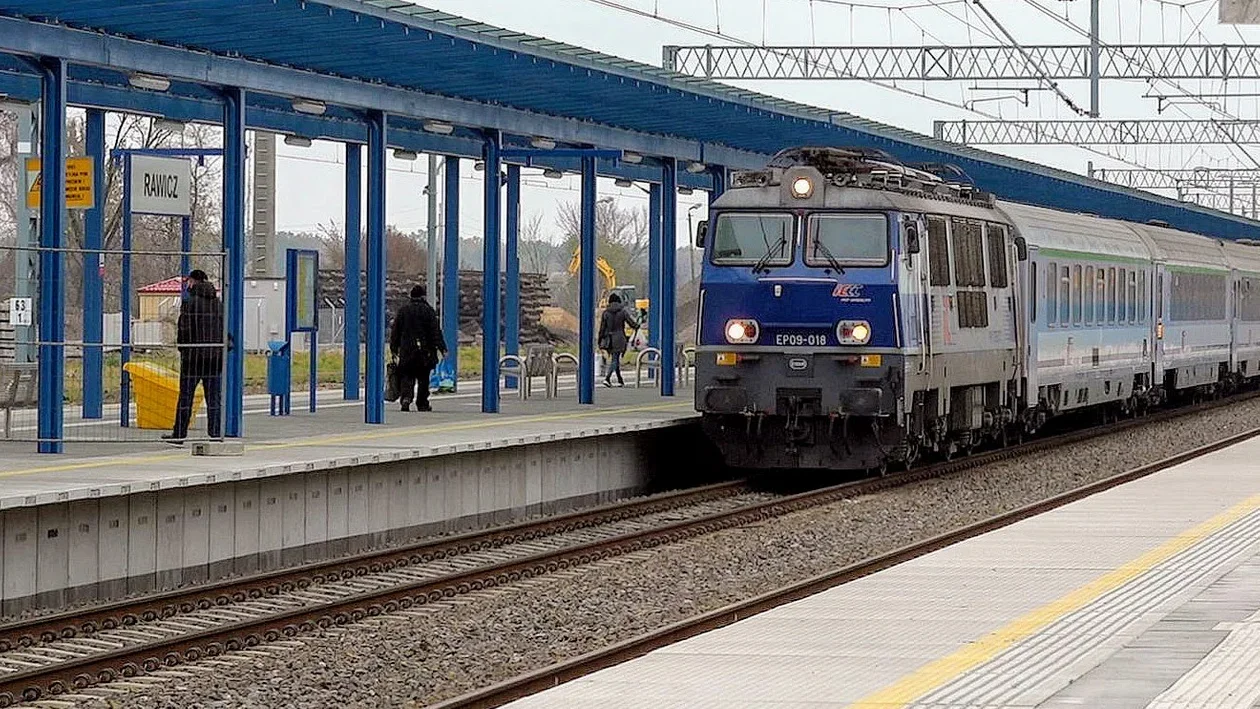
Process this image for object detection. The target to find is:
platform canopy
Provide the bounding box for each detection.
[0,0,1257,238]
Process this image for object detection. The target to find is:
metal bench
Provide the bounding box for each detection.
[0,362,37,439]
[551,351,579,398]
[499,344,556,400]
[635,344,697,388]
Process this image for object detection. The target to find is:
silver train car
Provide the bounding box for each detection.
[692,147,1260,472]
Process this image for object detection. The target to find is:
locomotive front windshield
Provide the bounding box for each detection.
[710,213,794,266]
[805,214,889,267]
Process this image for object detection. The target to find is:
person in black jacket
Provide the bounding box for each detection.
[598,292,638,388]
[390,284,447,411]
[166,269,224,443]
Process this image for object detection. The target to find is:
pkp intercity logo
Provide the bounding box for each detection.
[832,283,864,298]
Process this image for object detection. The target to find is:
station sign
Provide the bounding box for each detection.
[129,154,192,216]
[25,156,94,209]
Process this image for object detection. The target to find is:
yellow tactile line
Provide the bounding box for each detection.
[0,401,693,480]
[848,491,1260,709]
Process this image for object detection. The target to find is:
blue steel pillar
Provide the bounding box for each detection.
[82,108,105,420]
[660,159,678,397]
[180,216,192,287]
[37,58,66,453]
[365,111,388,424]
[480,131,502,414]
[647,183,662,353]
[222,87,247,438]
[442,157,460,385]
[119,159,133,427]
[578,156,597,405]
[504,164,521,390]
[343,143,362,400]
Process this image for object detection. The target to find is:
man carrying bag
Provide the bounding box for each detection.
[389,284,447,411]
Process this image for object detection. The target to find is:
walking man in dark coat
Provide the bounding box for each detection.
[390,284,447,411]
[166,269,224,443]
[598,292,638,387]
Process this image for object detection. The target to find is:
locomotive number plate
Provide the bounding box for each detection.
[774,332,828,347]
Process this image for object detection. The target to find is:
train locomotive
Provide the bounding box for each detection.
[693,146,1260,471]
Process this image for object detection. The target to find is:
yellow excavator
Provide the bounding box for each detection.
[567,247,650,350]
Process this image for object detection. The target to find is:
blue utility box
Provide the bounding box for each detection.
[267,340,291,415]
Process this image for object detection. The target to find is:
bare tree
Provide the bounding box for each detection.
[519,212,555,275]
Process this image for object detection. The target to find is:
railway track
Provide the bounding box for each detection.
[0,391,1256,706]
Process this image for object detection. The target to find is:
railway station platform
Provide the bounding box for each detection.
[504,434,1260,708]
[0,383,702,614]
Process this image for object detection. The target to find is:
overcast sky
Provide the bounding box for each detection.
[271,0,1260,236]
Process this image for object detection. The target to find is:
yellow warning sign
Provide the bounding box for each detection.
[25,156,95,209]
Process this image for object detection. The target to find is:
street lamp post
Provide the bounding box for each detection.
[686,202,702,284]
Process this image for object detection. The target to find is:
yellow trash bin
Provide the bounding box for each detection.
[122,362,204,430]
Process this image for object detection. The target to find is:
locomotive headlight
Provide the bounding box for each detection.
[790,176,814,199]
[724,319,760,344]
[837,320,872,345]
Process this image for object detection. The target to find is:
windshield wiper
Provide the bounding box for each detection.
[812,235,846,275]
[751,221,787,274]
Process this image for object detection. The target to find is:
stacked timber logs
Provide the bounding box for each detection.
[319,269,556,345]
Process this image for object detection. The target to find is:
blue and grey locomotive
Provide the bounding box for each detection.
[693,146,1260,471]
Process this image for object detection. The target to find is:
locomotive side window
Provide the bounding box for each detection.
[1071,265,1082,324]
[927,216,950,286]
[805,214,889,267]
[1107,267,1117,322]
[952,219,986,288]
[1046,262,1057,324]
[709,213,795,267]
[1059,265,1070,323]
[986,224,1009,288]
[1084,266,1095,324]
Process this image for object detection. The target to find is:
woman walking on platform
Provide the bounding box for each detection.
[598,292,638,388]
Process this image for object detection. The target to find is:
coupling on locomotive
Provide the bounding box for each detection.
[693,146,1260,471]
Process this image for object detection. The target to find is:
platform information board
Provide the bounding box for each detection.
[129,154,192,216]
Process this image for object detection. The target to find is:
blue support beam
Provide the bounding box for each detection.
[504,164,521,391]
[82,107,105,420]
[660,158,678,397]
[37,58,66,453]
[578,156,597,405]
[442,157,461,389]
[180,216,192,289]
[222,87,247,438]
[365,111,388,424]
[648,183,662,353]
[119,158,133,428]
[481,131,503,414]
[343,143,362,401]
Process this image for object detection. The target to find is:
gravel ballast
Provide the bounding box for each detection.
[51,397,1260,709]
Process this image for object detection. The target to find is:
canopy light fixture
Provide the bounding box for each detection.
[614,178,634,188]
[678,186,695,195]
[621,151,643,164]
[393,149,419,161]
[543,168,564,179]
[284,134,313,148]
[686,161,707,174]
[152,118,186,133]
[291,98,326,116]
[530,136,556,150]
[422,119,454,135]
[474,160,486,171]
[128,72,170,92]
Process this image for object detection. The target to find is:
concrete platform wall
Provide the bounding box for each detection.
[0,424,704,615]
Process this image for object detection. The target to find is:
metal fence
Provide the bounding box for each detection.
[1,244,227,445]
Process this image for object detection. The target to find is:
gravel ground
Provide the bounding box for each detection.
[50,397,1260,709]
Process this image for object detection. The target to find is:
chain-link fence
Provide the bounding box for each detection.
[1,243,226,444]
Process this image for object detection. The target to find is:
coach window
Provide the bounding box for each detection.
[1096,267,1106,323]
[1071,265,1082,324]
[1134,272,1144,322]
[1030,262,1038,323]
[1084,266,1095,323]
[1118,268,1128,323]
[927,216,950,286]
[1138,270,1147,322]
[1059,265,1070,323]
[1107,267,1116,323]
[1046,262,1057,324]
